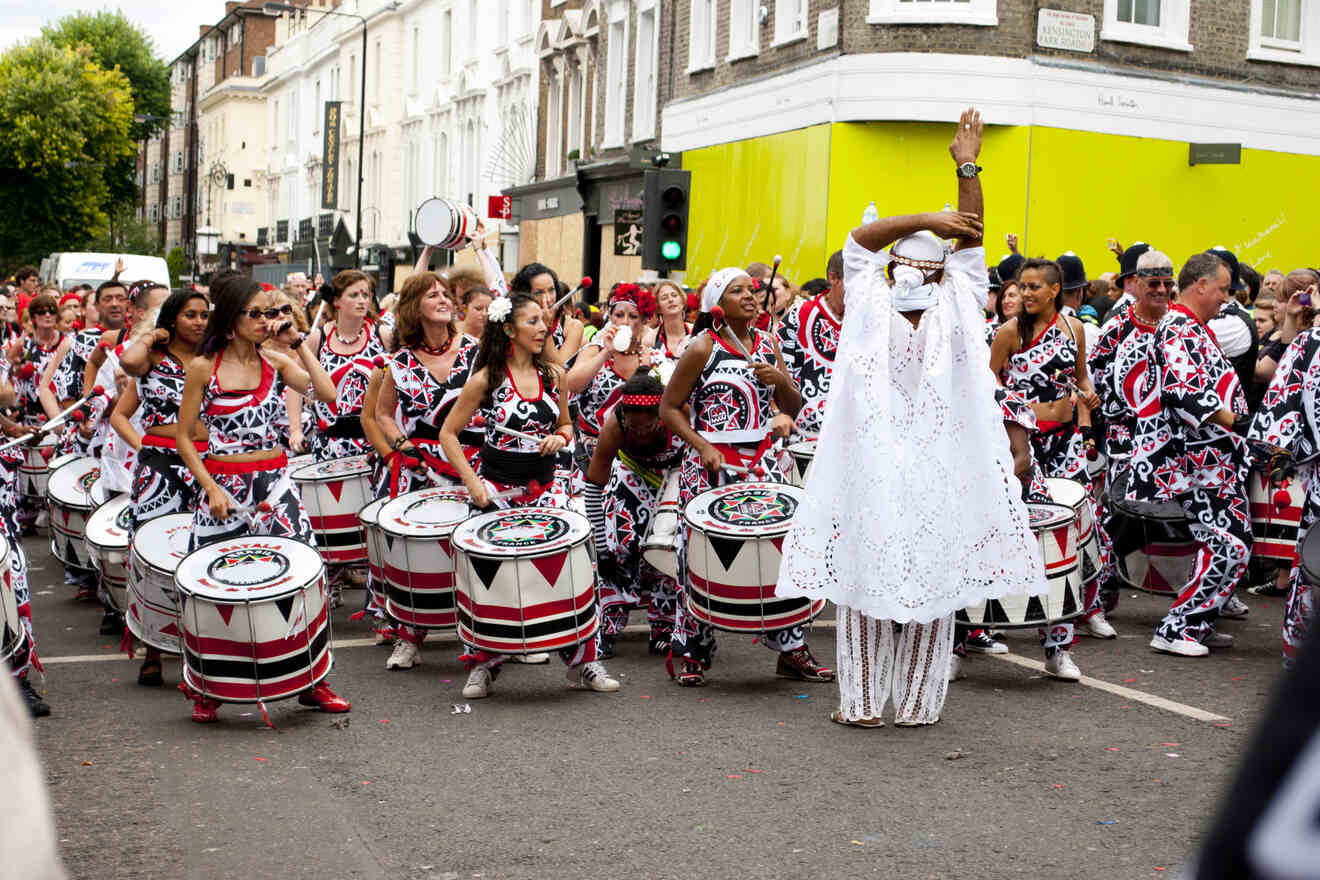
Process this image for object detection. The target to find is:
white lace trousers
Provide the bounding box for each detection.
[836,607,953,725]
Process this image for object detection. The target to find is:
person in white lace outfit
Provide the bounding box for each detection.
[777,108,1050,727]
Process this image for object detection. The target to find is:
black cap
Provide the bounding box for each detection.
[987,266,1002,290]
[1207,246,1246,293]
[998,253,1025,284]
[1057,252,1087,290]
[1116,242,1152,282]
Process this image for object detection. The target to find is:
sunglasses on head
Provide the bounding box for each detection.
[243,307,283,320]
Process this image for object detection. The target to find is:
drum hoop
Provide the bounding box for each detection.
[414,197,452,245]
[1026,502,1075,531]
[682,481,805,538]
[174,538,323,601]
[453,539,589,564]
[451,506,591,555]
[291,459,372,483]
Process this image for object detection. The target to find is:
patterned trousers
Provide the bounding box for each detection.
[837,608,953,725]
[187,459,314,551]
[130,447,200,534]
[1283,463,1319,664]
[1155,483,1253,642]
[600,464,677,635]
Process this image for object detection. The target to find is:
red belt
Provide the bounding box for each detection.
[141,434,208,453]
[711,433,776,470]
[387,438,460,497]
[204,451,287,475]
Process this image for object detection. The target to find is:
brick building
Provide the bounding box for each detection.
[660,0,1320,285]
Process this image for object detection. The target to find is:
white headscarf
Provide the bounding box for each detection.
[887,231,948,312]
[702,267,749,313]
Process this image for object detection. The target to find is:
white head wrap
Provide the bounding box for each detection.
[702,267,749,313]
[887,231,948,312]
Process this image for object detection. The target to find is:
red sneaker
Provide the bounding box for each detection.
[191,697,220,723]
[298,683,351,713]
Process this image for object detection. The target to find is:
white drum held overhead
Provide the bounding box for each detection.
[683,481,825,632]
[415,197,480,250]
[292,456,373,566]
[84,495,132,614]
[174,537,330,704]
[377,487,471,630]
[47,457,100,570]
[127,513,194,653]
[452,506,598,654]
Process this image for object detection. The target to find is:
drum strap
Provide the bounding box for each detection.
[711,432,777,471]
[617,450,663,489]
[388,441,459,497]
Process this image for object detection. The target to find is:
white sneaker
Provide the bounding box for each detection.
[1083,611,1118,639]
[567,661,620,692]
[1203,630,1234,649]
[1150,633,1210,657]
[462,666,493,699]
[373,629,393,647]
[385,640,420,670]
[511,653,550,664]
[1044,651,1081,681]
[947,654,965,682]
[35,510,48,528]
[1220,595,1250,619]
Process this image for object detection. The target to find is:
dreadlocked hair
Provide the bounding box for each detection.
[472,291,558,411]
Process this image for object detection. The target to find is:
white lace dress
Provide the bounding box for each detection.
[776,234,1048,624]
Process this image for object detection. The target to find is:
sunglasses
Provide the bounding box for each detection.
[243,307,283,320]
[1143,279,1175,290]
[30,308,56,316]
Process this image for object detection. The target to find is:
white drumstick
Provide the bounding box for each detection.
[490,423,547,445]
[0,387,107,453]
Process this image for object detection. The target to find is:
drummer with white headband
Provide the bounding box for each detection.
[657,267,834,688]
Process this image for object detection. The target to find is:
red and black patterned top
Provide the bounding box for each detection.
[138,352,188,431]
[575,345,664,441]
[481,367,560,454]
[387,339,478,442]
[1249,327,1320,465]
[777,294,840,438]
[313,325,387,433]
[14,333,65,425]
[51,326,102,403]
[200,352,288,455]
[689,328,775,446]
[1088,305,1159,463]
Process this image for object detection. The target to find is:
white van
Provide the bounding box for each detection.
[38,253,171,291]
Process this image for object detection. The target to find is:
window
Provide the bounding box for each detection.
[688,0,717,71]
[1250,0,1320,64]
[468,0,478,51]
[774,0,808,44]
[545,67,563,174]
[728,0,759,60]
[148,204,160,222]
[498,0,510,44]
[348,54,357,105]
[313,80,321,135]
[434,130,449,195]
[272,99,280,144]
[373,40,382,105]
[440,11,452,76]
[411,27,422,93]
[288,89,298,143]
[867,0,998,26]
[633,0,660,140]
[565,63,583,160]
[603,5,629,146]
[1100,0,1191,51]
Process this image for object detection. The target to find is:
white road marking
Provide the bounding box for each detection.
[988,652,1232,724]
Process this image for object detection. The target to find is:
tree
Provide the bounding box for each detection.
[165,247,188,288]
[0,40,135,267]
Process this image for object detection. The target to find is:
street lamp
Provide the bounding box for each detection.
[264,1,388,269]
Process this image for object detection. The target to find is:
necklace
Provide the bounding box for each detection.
[334,324,364,346]
[419,334,452,357]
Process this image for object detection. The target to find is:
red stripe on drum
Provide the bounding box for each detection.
[687,572,781,601]
[688,602,826,632]
[181,653,331,703]
[182,606,329,661]
[381,565,455,589]
[319,547,367,564]
[454,583,595,625]
[308,513,366,530]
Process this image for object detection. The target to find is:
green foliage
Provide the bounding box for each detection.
[166,247,188,288]
[84,207,164,257]
[0,39,136,267]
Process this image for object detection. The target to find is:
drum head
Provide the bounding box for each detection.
[1027,502,1074,533]
[359,497,387,528]
[47,457,100,507]
[683,481,805,538]
[132,513,194,572]
[1044,477,1086,511]
[379,488,470,538]
[452,506,591,558]
[85,496,132,550]
[288,454,315,473]
[175,536,323,601]
[291,455,371,482]
[1302,528,1320,586]
[415,197,457,246]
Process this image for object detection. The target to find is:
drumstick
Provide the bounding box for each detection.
[489,423,545,445]
[0,386,107,453]
[551,277,594,313]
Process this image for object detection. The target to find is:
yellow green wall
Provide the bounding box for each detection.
[684,121,1319,285]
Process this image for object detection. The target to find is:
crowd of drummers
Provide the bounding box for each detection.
[0,224,1315,725]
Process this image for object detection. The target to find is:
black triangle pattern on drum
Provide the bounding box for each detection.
[981,599,1009,625]
[275,595,295,622]
[383,531,395,552]
[1024,594,1046,622]
[707,535,743,571]
[470,556,502,591]
[1062,580,1078,617]
[66,538,80,562]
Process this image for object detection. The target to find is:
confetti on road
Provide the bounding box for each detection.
[640,695,652,700]
[1123,677,1137,683]
[1105,747,1121,752]
[850,840,864,846]
[1165,753,1180,758]
[794,694,808,699]
[254,757,268,762]
[361,780,371,785]
[745,768,764,774]
[81,760,93,766]
[1214,722,1232,728]
[1232,677,1245,681]
[726,774,743,779]
[378,719,390,724]
[1160,742,1179,747]
[777,722,785,726]
[1053,784,1066,789]
[1097,820,1118,825]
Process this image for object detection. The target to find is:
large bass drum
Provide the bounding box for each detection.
[127,514,194,653]
[1107,469,1197,596]
[291,456,373,566]
[377,487,470,630]
[47,457,100,569]
[84,495,132,614]
[964,502,1083,627]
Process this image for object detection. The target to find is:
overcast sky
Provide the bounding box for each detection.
[0,1,227,62]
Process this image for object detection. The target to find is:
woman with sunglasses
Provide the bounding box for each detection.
[112,290,211,687]
[304,270,384,464]
[658,269,832,688]
[264,291,314,454]
[7,292,64,459]
[173,276,346,723]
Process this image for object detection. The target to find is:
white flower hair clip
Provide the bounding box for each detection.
[487,296,513,324]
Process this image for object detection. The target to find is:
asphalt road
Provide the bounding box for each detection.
[22,530,1289,880]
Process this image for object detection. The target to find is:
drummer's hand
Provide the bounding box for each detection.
[751,362,788,390]
[698,442,725,474]
[596,323,619,354]
[539,433,567,456]
[468,481,491,510]
[1081,389,1100,411]
[289,428,307,454]
[771,412,794,438]
[77,421,95,439]
[205,484,231,521]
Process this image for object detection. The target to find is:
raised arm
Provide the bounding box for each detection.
[949,108,984,250]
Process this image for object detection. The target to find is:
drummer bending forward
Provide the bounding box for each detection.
[658,268,834,688]
[439,291,620,699]
[175,276,351,723]
[583,372,682,659]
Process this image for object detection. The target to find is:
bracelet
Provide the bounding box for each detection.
[290,334,305,350]
[390,435,407,451]
[556,426,573,440]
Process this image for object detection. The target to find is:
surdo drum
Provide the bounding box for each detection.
[1247,467,1305,564]
[0,542,25,664]
[1045,477,1100,590]
[640,469,681,579]
[452,507,598,654]
[47,457,100,569]
[964,502,1083,627]
[127,514,193,653]
[174,537,330,703]
[19,434,58,505]
[414,197,480,250]
[1107,470,1197,596]
[358,498,389,611]
[292,456,373,565]
[683,482,825,632]
[377,487,470,629]
[84,495,132,613]
[785,441,816,489]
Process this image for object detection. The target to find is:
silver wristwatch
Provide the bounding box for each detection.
[956,162,982,179]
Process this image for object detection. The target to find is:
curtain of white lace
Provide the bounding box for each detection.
[836,607,953,724]
[778,236,1048,623]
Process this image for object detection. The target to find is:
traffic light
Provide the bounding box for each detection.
[643,168,691,272]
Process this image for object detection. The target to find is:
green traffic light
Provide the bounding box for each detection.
[661,240,682,260]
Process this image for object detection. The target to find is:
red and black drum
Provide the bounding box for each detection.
[358,498,389,610]
[291,456,373,565]
[19,434,58,509]
[964,502,1083,627]
[452,507,598,654]
[683,481,825,632]
[174,537,330,703]
[785,440,816,489]
[1247,466,1305,564]
[377,487,470,629]
[0,542,25,664]
[1107,469,1197,596]
[47,457,100,569]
